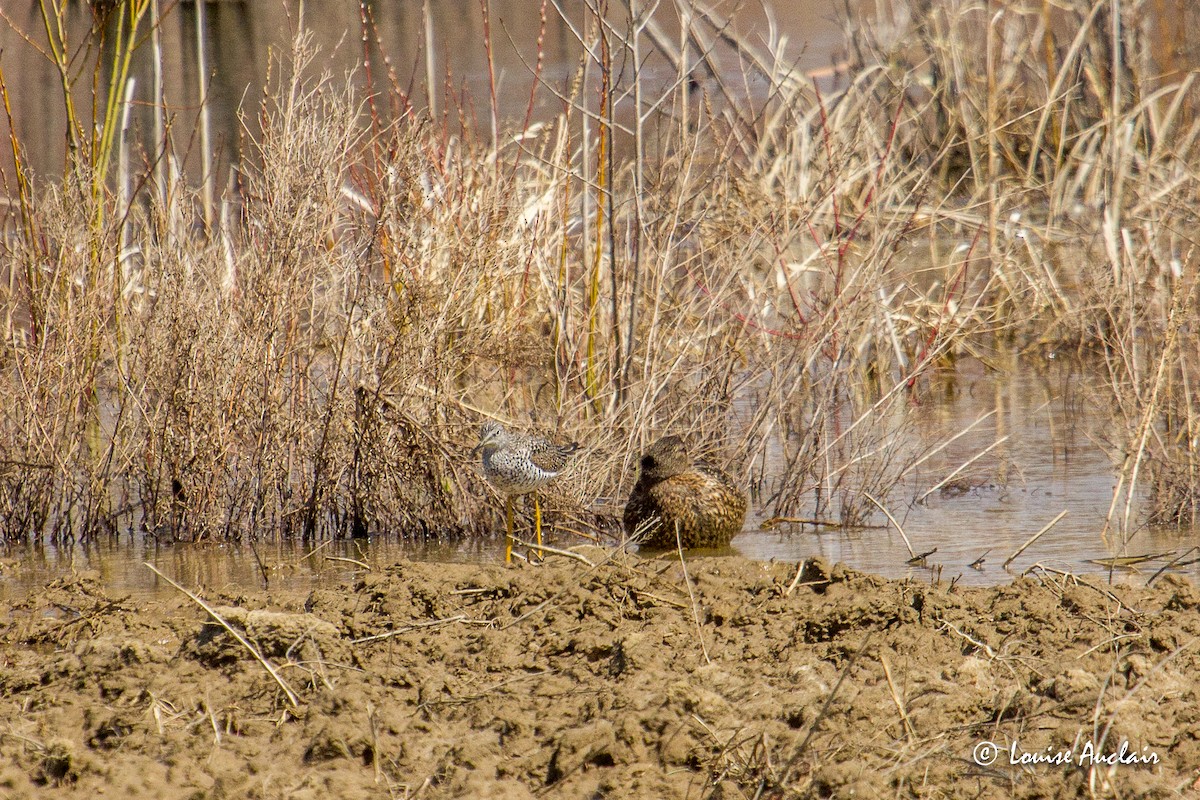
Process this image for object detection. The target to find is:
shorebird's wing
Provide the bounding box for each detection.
[529,439,579,474]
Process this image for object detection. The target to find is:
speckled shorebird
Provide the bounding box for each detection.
[623,435,748,549]
[472,421,580,563]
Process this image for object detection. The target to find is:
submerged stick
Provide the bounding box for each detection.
[1003,510,1068,568]
[917,435,1009,504]
[1087,552,1175,568]
[865,493,915,559]
[325,555,372,570]
[760,516,843,529]
[144,562,300,708]
[907,547,938,566]
[1148,547,1200,586]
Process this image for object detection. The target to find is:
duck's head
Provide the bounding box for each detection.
[638,435,691,482]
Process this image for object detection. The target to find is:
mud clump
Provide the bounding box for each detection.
[188,606,349,668]
[1,555,1197,798]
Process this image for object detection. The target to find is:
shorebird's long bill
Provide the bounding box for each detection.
[472,428,500,456]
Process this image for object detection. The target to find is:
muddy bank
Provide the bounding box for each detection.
[1,553,1198,798]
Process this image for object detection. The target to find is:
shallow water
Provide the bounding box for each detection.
[0,0,850,188]
[4,356,1197,598]
[734,355,1176,587]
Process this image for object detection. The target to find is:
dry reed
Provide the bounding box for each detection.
[1,0,1199,547]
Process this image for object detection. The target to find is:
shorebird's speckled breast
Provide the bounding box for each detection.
[477,425,579,495]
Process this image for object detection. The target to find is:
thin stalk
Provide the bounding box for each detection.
[0,60,39,339]
[601,11,622,412]
[151,0,165,203]
[584,8,608,415]
[36,0,83,170]
[194,0,214,230]
[621,0,645,406]
[480,0,499,153]
[423,0,437,117]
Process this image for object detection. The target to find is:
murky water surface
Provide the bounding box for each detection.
[3,357,1196,598]
[736,356,1190,586]
[0,0,850,183]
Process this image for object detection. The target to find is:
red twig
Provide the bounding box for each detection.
[841,96,906,256]
[683,262,807,341]
[908,224,985,391]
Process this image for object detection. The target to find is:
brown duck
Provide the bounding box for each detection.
[623,435,748,548]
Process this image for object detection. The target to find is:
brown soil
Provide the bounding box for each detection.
[2,553,1198,798]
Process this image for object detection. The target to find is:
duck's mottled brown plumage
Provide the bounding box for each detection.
[623,435,747,549]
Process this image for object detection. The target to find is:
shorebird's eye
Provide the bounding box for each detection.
[641,455,655,470]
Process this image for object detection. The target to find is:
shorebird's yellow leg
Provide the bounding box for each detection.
[534,493,543,560]
[505,496,514,564]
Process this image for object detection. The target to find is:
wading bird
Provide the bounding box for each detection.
[473,421,579,563]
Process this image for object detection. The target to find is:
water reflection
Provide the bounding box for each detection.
[735,355,1197,586]
[0,0,847,188]
[0,535,514,602]
[2,356,1198,596]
